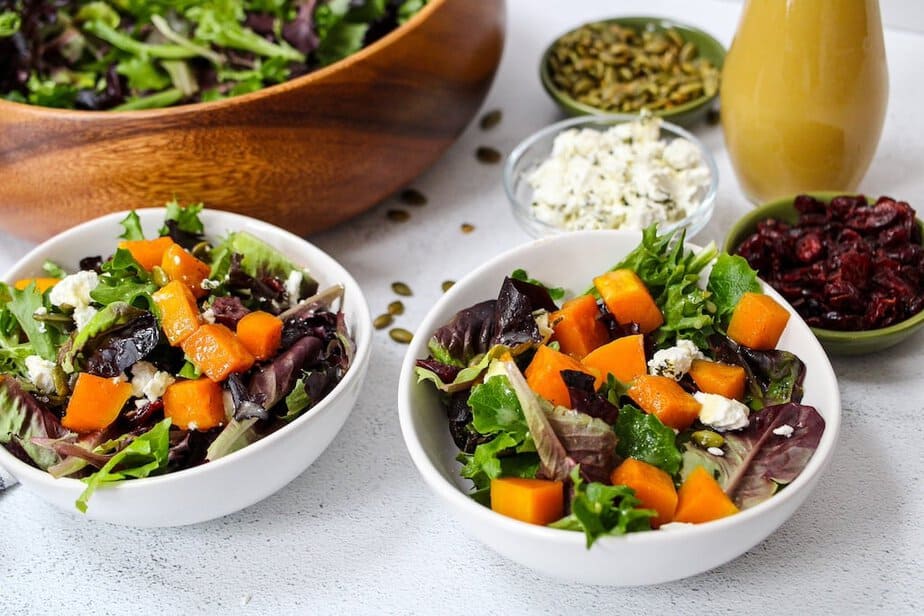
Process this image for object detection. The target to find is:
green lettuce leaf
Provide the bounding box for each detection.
[0,10,21,37]
[6,282,61,361]
[613,404,681,475]
[550,466,655,547]
[707,254,761,325]
[159,199,205,236]
[77,418,171,513]
[209,231,313,286]
[510,268,565,302]
[118,210,145,241]
[42,260,68,278]
[414,345,510,394]
[91,248,157,308]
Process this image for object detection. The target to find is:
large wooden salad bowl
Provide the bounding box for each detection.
[0,0,505,241]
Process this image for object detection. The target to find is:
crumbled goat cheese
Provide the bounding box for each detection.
[707,446,725,456]
[48,271,99,331]
[526,114,710,232]
[130,361,175,402]
[695,392,750,432]
[648,339,704,380]
[285,270,304,305]
[25,355,57,394]
[200,278,221,290]
[773,424,795,438]
[201,308,216,324]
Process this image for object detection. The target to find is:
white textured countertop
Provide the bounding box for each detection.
[1,1,922,614]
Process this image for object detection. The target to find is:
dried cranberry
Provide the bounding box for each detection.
[733,193,923,331]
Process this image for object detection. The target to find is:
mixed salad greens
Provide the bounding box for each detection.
[416,226,825,546]
[0,201,353,511]
[0,0,428,110]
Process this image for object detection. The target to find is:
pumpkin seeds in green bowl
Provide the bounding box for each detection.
[540,17,726,127]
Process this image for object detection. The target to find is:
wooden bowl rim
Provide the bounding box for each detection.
[0,0,449,120]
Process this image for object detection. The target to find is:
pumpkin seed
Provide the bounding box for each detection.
[479,109,502,130]
[546,22,720,113]
[691,430,725,449]
[389,327,413,344]
[387,300,405,315]
[476,146,502,164]
[460,223,475,234]
[152,266,169,287]
[399,188,427,206]
[191,241,212,260]
[386,209,410,222]
[441,280,455,292]
[391,281,412,296]
[373,314,393,329]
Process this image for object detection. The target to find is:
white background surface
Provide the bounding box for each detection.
[1,1,922,614]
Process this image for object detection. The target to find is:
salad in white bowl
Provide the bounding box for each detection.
[0,203,371,525]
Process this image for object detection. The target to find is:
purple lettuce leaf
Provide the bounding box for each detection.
[681,402,825,509]
[0,375,70,470]
[504,362,616,483]
[710,334,806,410]
[247,335,323,411]
[561,369,619,424]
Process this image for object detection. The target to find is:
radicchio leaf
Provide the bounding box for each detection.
[228,373,268,421]
[681,402,825,509]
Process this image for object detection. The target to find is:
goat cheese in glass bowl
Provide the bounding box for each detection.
[504,113,718,239]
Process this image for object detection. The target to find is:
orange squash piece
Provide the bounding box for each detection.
[490,477,564,526]
[582,334,647,384]
[161,243,211,298]
[593,269,664,333]
[689,359,747,401]
[610,458,678,528]
[13,277,59,293]
[525,345,598,408]
[62,373,133,433]
[627,374,701,431]
[152,280,201,346]
[726,292,791,350]
[118,236,175,271]
[550,294,610,359]
[673,466,739,524]
[236,310,283,361]
[181,323,255,382]
[163,378,227,431]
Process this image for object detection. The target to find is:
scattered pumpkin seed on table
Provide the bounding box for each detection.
[479,109,502,130]
[400,189,427,206]
[547,22,720,113]
[441,280,455,292]
[373,314,393,329]
[389,328,414,344]
[460,223,475,234]
[476,146,502,164]
[386,209,410,222]
[391,281,412,296]
[387,300,405,315]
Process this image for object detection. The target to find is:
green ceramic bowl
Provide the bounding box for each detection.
[540,17,726,127]
[725,192,924,356]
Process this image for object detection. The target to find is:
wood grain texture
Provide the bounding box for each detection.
[0,0,506,241]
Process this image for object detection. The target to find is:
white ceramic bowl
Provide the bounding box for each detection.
[0,209,372,526]
[503,115,718,240]
[397,230,841,586]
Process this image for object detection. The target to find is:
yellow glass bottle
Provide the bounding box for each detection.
[721,0,889,203]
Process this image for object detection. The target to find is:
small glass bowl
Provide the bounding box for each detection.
[503,114,718,240]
